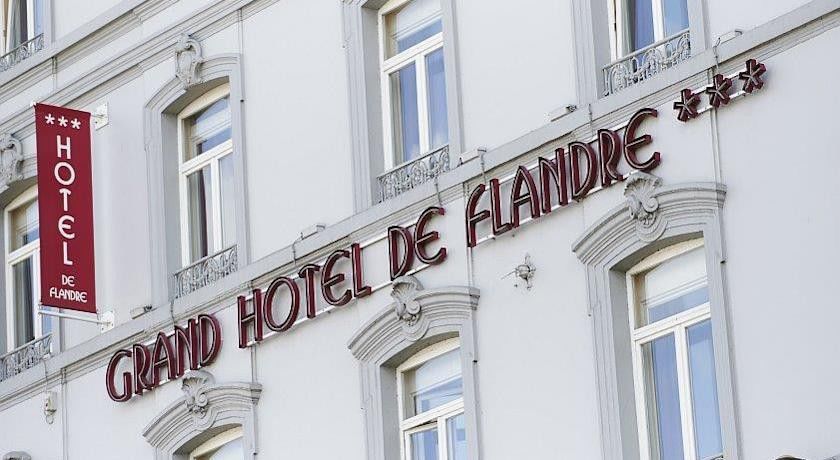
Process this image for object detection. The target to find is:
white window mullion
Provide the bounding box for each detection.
[210,158,223,253]
[415,52,430,155]
[632,340,652,460]
[4,262,13,352]
[381,69,396,170]
[437,415,448,460]
[651,0,666,41]
[674,323,696,460]
[178,174,190,264]
[30,250,39,338]
[26,0,35,40]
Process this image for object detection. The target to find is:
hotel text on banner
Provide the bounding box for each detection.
[35,103,97,314]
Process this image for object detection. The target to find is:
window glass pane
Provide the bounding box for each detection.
[219,154,236,248]
[187,166,213,262]
[33,0,44,36]
[687,320,723,459]
[184,96,231,161]
[384,0,442,57]
[642,334,685,460]
[636,246,707,326]
[425,48,448,150]
[40,306,53,342]
[404,348,462,417]
[627,0,654,52]
[446,413,467,460]
[410,427,438,460]
[10,198,39,251]
[663,0,689,36]
[390,64,421,163]
[195,437,243,460]
[12,257,35,347]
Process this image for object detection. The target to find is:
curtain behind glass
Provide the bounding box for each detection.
[13,257,34,347]
[8,0,28,48]
[627,0,654,52]
[187,167,213,262]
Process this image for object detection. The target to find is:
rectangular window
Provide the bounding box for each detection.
[628,240,722,460]
[397,338,466,460]
[4,190,53,355]
[380,0,449,168]
[178,84,236,266]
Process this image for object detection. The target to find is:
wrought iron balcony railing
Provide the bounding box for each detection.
[603,29,691,96]
[378,145,451,202]
[0,333,52,383]
[174,245,238,298]
[0,34,45,74]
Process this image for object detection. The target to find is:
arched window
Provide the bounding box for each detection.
[177,83,236,266]
[396,337,466,460]
[188,427,243,460]
[4,186,53,353]
[626,239,722,460]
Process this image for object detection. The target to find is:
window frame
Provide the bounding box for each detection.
[377,0,446,170]
[188,426,244,460]
[626,239,721,460]
[396,337,464,460]
[3,186,46,352]
[176,83,234,267]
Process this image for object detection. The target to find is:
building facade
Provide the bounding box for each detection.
[0,0,837,459]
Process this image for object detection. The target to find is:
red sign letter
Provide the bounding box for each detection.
[624,108,660,171]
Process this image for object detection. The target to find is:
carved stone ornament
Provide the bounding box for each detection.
[0,133,23,193]
[390,276,429,341]
[181,370,214,422]
[175,34,203,88]
[624,172,666,242]
[2,452,32,460]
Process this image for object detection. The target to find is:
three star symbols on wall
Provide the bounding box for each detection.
[672,59,768,122]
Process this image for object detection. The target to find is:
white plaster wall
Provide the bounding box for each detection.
[706,0,812,45]
[240,0,355,260]
[456,0,578,153]
[715,26,840,460]
[84,76,153,334]
[52,0,125,41]
[254,305,366,460]
[0,384,63,459]
[470,202,602,459]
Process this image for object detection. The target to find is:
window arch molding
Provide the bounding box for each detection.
[142,370,262,460]
[572,173,739,460]
[347,276,481,460]
[144,53,249,306]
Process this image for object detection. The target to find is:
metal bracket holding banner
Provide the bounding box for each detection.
[39,307,115,332]
[92,103,108,130]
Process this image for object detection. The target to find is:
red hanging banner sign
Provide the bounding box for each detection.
[34,103,97,314]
